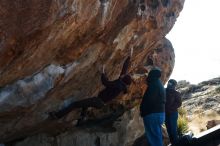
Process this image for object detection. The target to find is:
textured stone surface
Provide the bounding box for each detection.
[11,107,144,146]
[206,120,220,129]
[0,0,184,144]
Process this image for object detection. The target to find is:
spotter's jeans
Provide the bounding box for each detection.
[165,112,179,144]
[143,112,165,146]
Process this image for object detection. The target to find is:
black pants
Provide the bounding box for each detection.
[54,97,105,119]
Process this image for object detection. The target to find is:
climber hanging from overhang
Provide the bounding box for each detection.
[48,49,133,124]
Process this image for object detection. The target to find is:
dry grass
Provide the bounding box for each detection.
[188,110,220,135]
[177,115,189,136]
[177,107,189,135]
[178,107,187,116]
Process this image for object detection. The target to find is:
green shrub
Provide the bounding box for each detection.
[177,111,189,136]
[177,115,189,136]
[178,107,187,117]
[215,86,220,93]
[177,107,189,136]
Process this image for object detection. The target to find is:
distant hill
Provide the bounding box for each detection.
[176,77,220,134]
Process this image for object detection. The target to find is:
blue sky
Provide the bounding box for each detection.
[167,0,220,84]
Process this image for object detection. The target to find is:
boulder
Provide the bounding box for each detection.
[0,0,184,144]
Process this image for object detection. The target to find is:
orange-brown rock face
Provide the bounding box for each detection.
[0,0,184,143]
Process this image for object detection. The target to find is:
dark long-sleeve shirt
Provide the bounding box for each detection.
[165,88,182,114]
[98,73,127,103]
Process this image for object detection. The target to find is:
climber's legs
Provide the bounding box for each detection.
[49,97,105,119]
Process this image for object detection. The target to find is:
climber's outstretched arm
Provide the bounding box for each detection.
[120,48,133,76]
[120,56,131,76]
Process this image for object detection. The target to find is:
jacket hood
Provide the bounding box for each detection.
[167,79,177,89]
[147,68,161,82]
